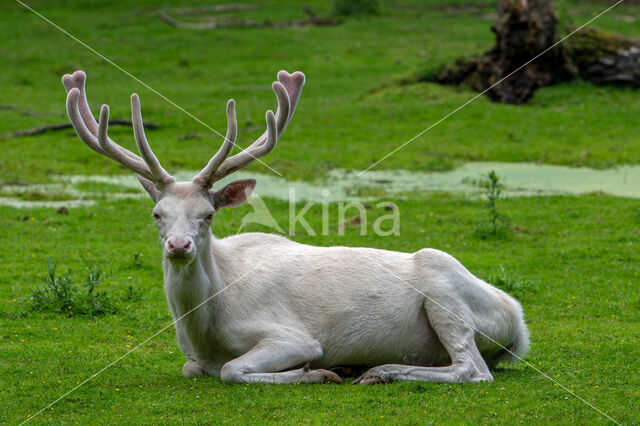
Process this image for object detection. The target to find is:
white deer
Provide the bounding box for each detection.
[62,70,529,384]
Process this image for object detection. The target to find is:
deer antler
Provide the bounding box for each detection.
[193,70,305,187]
[63,70,305,188]
[63,71,174,186]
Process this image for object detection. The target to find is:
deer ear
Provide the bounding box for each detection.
[137,175,161,202]
[212,179,256,209]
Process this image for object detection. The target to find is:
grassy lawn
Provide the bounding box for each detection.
[1,0,639,424]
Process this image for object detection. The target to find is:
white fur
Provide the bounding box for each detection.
[156,183,529,384]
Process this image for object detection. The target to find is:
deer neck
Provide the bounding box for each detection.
[163,230,225,315]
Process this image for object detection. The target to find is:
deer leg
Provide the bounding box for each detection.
[220,338,343,384]
[355,298,493,384]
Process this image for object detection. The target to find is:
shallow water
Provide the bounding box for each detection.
[333,162,640,199]
[1,162,638,209]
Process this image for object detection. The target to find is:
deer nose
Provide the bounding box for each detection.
[166,238,192,256]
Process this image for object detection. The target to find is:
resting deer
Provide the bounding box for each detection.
[62,70,529,384]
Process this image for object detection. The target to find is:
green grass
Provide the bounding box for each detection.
[0,189,76,201]
[1,195,639,423]
[1,1,640,182]
[73,181,141,194]
[1,0,639,424]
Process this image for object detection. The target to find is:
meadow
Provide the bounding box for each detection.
[1,0,639,424]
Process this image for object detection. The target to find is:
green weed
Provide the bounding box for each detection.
[122,284,143,302]
[29,261,117,317]
[488,264,538,300]
[131,252,144,269]
[474,170,512,238]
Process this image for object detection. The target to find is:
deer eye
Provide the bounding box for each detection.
[204,213,214,221]
[153,213,161,221]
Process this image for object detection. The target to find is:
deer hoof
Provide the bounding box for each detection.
[470,373,494,383]
[303,368,344,384]
[182,360,205,377]
[318,369,344,384]
[354,368,391,385]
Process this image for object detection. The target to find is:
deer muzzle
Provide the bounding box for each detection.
[166,237,193,259]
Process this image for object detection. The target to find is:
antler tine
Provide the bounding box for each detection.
[62,71,98,135]
[212,109,277,182]
[272,81,291,138]
[97,104,156,182]
[66,87,151,178]
[65,88,107,156]
[239,81,289,152]
[193,99,237,187]
[64,71,173,186]
[276,70,305,131]
[62,71,147,166]
[130,94,174,185]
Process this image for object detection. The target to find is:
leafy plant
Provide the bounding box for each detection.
[122,284,143,302]
[29,260,118,317]
[488,265,538,300]
[131,252,144,269]
[474,170,511,238]
[333,0,380,16]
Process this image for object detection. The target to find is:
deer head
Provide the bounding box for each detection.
[62,70,305,264]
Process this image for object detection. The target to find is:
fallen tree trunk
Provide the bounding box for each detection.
[158,6,340,30]
[432,0,640,104]
[436,0,574,104]
[1,119,159,139]
[565,27,640,87]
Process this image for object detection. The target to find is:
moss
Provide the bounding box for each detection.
[566,27,640,66]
